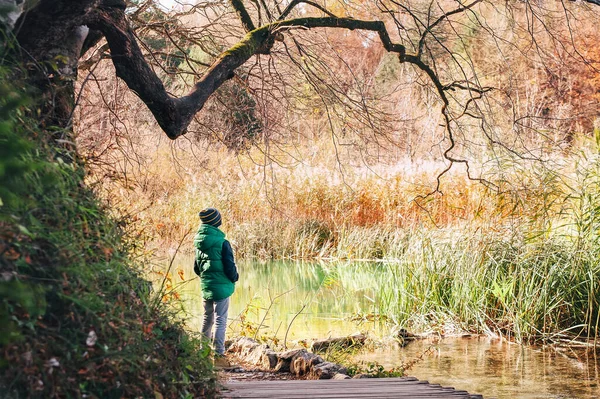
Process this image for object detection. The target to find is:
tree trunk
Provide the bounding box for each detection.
[14,1,99,142]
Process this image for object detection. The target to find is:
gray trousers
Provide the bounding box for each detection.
[201,297,230,355]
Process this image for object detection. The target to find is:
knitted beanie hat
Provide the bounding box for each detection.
[199,208,222,227]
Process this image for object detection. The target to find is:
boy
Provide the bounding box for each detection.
[193,208,239,366]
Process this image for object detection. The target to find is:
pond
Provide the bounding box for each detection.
[173,258,390,341]
[353,337,600,399]
[167,257,600,398]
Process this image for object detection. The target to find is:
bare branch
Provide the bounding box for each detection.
[274,17,406,55]
[278,0,337,20]
[417,0,483,57]
[87,2,501,146]
[230,0,256,32]
[258,0,273,21]
[88,7,414,139]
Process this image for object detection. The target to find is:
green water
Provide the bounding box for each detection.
[170,257,388,341]
[166,257,600,398]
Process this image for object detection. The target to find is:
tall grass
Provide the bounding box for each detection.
[323,225,599,343]
[96,142,502,258]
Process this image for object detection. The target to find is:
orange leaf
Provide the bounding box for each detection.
[143,322,155,335]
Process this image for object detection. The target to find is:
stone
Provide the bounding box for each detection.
[264,350,279,370]
[278,348,306,360]
[332,373,351,380]
[227,337,262,357]
[310,334,367,353]
[227,337,278,370]
[246,346,278,370]
[274,348,307,372]
[309,361,347,380]
[290,351,323,376]
[396,329,417,347]
[226,337,351,380]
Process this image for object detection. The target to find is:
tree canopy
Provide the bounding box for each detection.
[4,0,600,184]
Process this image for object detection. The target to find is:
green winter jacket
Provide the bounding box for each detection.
[193,224,235,301]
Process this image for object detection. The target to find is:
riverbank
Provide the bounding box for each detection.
[218,334,600,399]
[219,335,403,381]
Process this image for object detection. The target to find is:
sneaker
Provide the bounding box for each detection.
[213,355,232,370]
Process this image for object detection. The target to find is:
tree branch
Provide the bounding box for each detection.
[89,0,429,140]
[258,0,273,21]
[87,6,181,137]
[417,0,483,57]
[230,0,256,32]
[273,17,406,55]
[278,0,337,20]
[402,52,493,193]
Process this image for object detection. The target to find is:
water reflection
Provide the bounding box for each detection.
[354,337,600,399]
[173,257,387,340]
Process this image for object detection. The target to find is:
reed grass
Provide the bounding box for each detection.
[321,225,599,343]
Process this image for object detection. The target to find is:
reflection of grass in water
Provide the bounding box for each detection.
[159,257,388,341]
[228,261,378,341]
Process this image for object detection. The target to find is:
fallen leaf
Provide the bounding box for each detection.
[86,330,97,347]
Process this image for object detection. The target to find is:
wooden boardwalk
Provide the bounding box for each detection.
[223,377,484,398]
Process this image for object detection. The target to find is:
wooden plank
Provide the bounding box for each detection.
[224,392,476,398]
[223,377,484,399]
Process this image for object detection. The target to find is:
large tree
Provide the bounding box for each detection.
[4,0,600,177]
[6,0,447,135]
